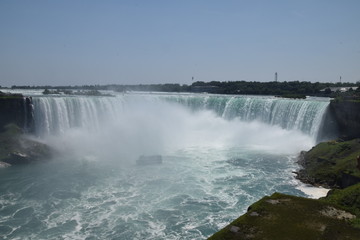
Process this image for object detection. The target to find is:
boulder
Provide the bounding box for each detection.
[0,124,52,166]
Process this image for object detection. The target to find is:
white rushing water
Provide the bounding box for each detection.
[0,91,330,239]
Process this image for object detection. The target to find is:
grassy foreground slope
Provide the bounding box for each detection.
[323,183,360,227]
[209,191,360,240]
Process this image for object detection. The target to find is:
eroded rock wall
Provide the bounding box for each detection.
[330,101,360,140]
[0,93,34,132]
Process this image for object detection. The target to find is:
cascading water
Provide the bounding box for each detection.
[32,96,126,136]
[0,92,331,239]
[162,94,329,139]
[32,93,329,139]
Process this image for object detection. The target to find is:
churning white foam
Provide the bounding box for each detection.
[42,98,315,163]
[296,184,330,199]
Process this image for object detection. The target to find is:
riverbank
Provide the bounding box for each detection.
[209,189,360,240]
[208,138,360,239]
[296,139,360,189]
[0,124,53,167]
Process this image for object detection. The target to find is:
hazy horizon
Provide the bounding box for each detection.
[1,0,360,87]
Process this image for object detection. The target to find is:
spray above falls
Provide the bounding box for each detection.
[28,93,332,160]
[163,94,330,138]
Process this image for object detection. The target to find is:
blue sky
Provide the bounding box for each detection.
[1,0,359,87]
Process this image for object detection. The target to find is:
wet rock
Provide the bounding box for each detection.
[229,225,240,233]
[0,124,53,165]
[0,93,34,133]
[0,161,11,168]
[249,211,260,217]
[6,152,31,165]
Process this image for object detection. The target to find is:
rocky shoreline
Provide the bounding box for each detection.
[295,139,360,189]
[0,124,53,167]
[209,190,360,240]
[209,139,360,239]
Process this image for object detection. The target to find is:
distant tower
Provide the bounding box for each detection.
[275,72,278,82]
[340,76,342,83]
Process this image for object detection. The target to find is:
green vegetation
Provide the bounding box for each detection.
[42,89,62,95]
[0,91,23,99]
[10,80,360,97]
[42,88,113,96]
[209,192,360,240]
[322,183,360,225]
[297,139,360,188]
[333,96,360,103]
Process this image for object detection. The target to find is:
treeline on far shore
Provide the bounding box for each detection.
[6,80,360,97]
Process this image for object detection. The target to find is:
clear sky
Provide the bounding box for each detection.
[1,0,359,87]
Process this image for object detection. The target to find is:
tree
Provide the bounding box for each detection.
[324,88,332,95]
[42,89,51,95]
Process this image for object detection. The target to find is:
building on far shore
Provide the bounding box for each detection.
[191,85,219,93]
[320,86,358,93]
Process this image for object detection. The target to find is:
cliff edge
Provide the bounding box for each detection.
[0,91,34,132]
[296,139,360,189]
[330,99,360,140]
[0,92,51,167]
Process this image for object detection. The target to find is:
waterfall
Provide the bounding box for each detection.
[32,96,126,136]
[32,93,330,140]
[162,94,330,138]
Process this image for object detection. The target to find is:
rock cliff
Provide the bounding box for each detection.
[330,100,360,140]
[0,91,34,133]
[296,139,360,189]
[0,92,50,167]
[0,124,52,166]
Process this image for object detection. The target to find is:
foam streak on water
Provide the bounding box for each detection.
[0,92,330,239]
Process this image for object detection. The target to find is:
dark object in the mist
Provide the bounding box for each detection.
[136,155,163,165]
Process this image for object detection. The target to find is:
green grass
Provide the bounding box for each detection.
[300,139,360,187]
[0,93,23,99]
[322,183,360,227]
[209,193,360,240]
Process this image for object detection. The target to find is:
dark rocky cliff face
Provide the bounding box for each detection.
[0,93,51,166]
[0,92,34,133]
[330,100,360,140]
[317,106,339,143]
